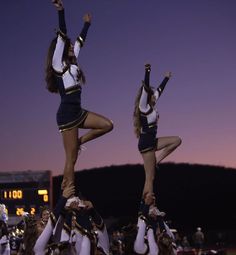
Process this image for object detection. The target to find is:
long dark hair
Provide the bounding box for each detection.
[133,85,142,138]
[23,215,39,255]
[45,36,86,93]
[45,37,58,93]
[158,232,174,255]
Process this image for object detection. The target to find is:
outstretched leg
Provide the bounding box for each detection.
[141,150,156,196]
[61,127,79,190]
[155,136,182,164]
[78,111,113,145]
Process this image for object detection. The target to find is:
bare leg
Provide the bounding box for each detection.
[155,136,182,164]
[78,111,113,145]
[141,150,156,196]
[61,127,78,190]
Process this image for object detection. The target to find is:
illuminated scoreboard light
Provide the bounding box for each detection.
[0,170,52,217]
[2,190,23,200]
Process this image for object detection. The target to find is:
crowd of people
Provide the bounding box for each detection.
[1,201,211,255]
[109,226,205,255]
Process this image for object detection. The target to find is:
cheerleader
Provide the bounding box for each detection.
[46,0,113,190]
[133,64,181,196]
[134,193,176,255]
[34,185,75,255]
[73,200,110,255]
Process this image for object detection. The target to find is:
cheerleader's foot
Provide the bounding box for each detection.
[149,206,166,217]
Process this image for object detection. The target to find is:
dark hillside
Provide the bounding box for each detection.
[53,163,236,233]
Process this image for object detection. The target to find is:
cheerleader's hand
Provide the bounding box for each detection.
[145,63,151,71]
[165,71,172,78]
[52,0,63,10]
[83,13,92,24]
[83,200,94,210]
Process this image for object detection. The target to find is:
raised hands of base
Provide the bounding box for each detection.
[62,185,75,199]
[144,192,155,206]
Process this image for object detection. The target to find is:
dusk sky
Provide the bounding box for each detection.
[1,0,235,177]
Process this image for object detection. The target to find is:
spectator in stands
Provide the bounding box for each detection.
[192,227,204,254]
[181,236,191,251]
[0,220,10,255]
[37,207,50,235]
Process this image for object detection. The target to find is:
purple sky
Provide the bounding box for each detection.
[1,0,235,176]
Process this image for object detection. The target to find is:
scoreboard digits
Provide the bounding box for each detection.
[2,190,23,200]
[0,170,52,217]
[0,189,50,216]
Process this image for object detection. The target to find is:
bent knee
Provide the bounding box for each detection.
[175,136,182,147]
[103,119,114,133]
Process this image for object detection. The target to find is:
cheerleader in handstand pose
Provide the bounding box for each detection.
[133,64,181,197]
[46,0,113,190]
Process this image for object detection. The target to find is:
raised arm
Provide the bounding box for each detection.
[52,0,67,72]
[139,64,152,113]
[144,63,151,88]
[154,71,172,100]
[52,0,66,34]
[34,186,74,255]
[84,201,109,255]
[134,193,155,255]
[74,13,92,58]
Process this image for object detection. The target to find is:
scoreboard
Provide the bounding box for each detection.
[0,170,52,217]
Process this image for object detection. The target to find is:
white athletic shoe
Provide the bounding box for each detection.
[65,196,85,207]
[149,206,166,217]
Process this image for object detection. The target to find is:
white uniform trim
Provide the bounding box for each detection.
[139,86,160,128]
[52,35,82,91]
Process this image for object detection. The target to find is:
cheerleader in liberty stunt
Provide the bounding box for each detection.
[133,64,181,197]
[46,0,113,190]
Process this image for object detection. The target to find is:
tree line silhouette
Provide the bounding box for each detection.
[53,163,236,234]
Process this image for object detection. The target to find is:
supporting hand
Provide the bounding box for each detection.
[83,200,94,210]
[145,63,151,71]
[62,185,75,198]
[144,192,155,206]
